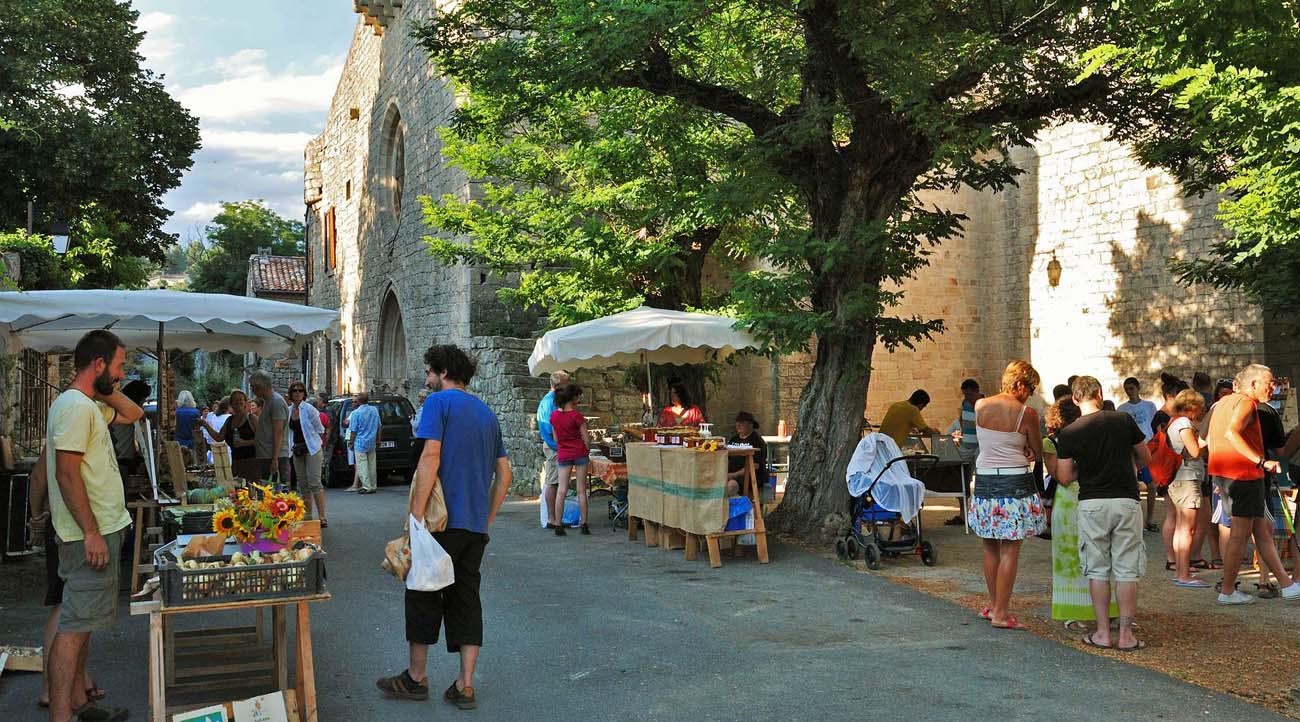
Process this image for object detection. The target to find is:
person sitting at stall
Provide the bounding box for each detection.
[726,411,768,497]
[879,389,938,447]
[657,379,705,427]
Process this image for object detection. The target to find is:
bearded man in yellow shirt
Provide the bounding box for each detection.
[879,389,938,446]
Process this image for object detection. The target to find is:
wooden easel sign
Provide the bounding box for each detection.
[172,705,227,722]
[232,691,289,722]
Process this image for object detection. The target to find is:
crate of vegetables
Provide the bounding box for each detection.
[155,540,326,607]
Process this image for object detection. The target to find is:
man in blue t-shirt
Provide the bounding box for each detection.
[536,370,569,528]
[377,344,511,711]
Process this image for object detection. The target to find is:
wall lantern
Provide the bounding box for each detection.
[50,220,71,255]
[1046,252,1062,288]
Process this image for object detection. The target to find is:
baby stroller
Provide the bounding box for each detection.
[607,485,628,530]
[835,432,939,569]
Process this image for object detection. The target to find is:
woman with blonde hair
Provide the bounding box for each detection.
[968,360,1046,629]
[1165,389,1210,588]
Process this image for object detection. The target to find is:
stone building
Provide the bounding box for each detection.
[304,4,1296,490]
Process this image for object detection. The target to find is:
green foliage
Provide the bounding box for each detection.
[0,0,200,264]
[186,352,243,408]
[164,241,205,275]
[1088,2,1300,321]
[421,82,784,327]
[188,201,304,296]
[0,227,153,290]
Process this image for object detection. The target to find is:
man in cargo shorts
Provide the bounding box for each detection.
[1054,375,1150,651]
[46,330,144,722]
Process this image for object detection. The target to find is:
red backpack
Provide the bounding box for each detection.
[1147,425,1181,488]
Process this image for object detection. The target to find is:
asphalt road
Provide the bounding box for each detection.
[0,486,1288,721]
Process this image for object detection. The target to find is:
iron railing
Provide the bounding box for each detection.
[14,350,60,456]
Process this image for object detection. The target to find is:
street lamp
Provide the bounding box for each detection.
[50,221,70,255]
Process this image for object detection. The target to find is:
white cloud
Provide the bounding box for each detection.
[175,50,344,123]
[137,12,180,74]
[177,201,223,223]
[137,11,176,33]
[201,129,314,164]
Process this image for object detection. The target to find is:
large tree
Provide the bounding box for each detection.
[417,2,1177,537]
[188,201,303,296]
[0,0,200,262]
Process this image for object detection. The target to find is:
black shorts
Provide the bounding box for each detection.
[405,529,489,652]
[1227,477,1267,519]
[44,517,63,607]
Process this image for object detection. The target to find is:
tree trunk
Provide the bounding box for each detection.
[768,328,875,540]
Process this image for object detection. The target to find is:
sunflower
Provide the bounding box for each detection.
[212,509,238,535]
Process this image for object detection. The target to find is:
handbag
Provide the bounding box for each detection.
[292,442,309,457]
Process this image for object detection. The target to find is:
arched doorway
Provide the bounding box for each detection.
[378,290,407,384]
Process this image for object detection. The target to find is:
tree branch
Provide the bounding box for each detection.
[958,73,1110,127]
[611,41,782,138]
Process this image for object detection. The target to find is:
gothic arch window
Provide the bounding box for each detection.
[381,105,406,229]
[378,290,407,382]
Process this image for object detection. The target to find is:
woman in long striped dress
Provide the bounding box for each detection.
[1047,398,1117,624]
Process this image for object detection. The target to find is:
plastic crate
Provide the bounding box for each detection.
[154,540,327,607]
[161,508,216,542]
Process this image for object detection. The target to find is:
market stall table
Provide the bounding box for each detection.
[625,443,768,567]
[587,454,628,485]
[131,590,330,722]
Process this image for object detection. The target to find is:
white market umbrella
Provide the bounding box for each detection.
[0,289,340,499]
[0,289,339,356]
[527,306,762,406]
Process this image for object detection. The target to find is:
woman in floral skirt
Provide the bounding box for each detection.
[968,360,1046,629]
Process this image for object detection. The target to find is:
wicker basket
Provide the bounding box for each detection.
[154,541,326,607]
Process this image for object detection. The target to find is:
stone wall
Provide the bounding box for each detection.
[304,8,472,400]
[865,121,1273,423]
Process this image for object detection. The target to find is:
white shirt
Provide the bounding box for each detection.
[203,411,228,444]
[1117,400,1158,442]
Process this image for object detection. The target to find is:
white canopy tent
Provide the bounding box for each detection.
[0,289,340,499]
[526,306,763,406]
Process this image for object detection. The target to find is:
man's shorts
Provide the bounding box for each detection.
[1077,497,1146,583]
[57,529,125,633]
[543,445,559,487]
[1224,475,1266,519]
[405,529,488,652]
[1167,479,1202,510]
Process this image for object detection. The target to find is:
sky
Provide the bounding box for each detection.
[130,1,358,243]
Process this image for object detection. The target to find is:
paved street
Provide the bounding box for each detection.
[1,486,1290,721]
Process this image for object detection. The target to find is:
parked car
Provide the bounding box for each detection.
[322,394,416,488]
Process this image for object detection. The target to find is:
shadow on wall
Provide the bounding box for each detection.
[1106,207,1252,383]
[1005,143,1040,368]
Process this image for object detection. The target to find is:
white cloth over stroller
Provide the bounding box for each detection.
[846,433,927,524]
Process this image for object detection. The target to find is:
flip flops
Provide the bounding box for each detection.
[1081,633,1110,649]
[1116,640,1147,652]
[991,616,1027,630]
[978,607,992,620]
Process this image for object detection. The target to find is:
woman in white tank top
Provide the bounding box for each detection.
[967,360,1046,629]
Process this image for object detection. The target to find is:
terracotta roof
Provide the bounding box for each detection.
[247,254,306,295]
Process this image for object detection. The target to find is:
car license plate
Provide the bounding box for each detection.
[380,441,396,449]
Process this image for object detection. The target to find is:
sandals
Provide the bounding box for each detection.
[376,670,429,700]
[978,607,992,620]
[1189,558,1212,570]
[1165,561,1176,571]
[1081,632,1110,649]
[1256,583,1280,599]
[1116,640,1147,652]
[990,616,1027,630]
[39,686,107,709]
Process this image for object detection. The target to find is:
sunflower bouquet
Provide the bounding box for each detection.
[212,483,306,552]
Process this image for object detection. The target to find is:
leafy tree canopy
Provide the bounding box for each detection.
[0,226,154,290]
[1084,2,1300,321]
[0,0,200,263]
[187,201,303,296]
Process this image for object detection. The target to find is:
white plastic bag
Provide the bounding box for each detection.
[406,514,455,592]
